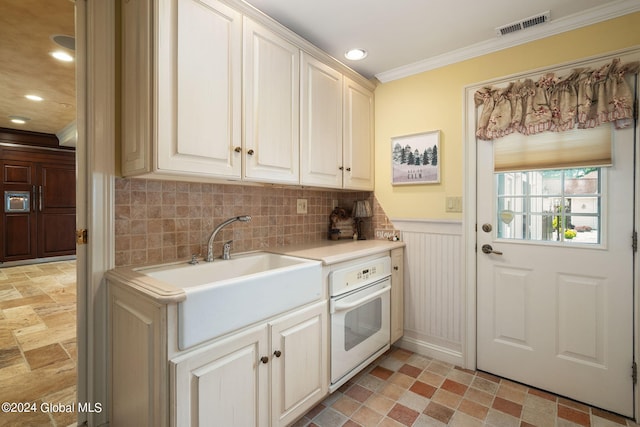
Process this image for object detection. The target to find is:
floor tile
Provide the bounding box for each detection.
[298,347,638,427]
[423,401,455,424]
[558,404,591,426]
[0,261,77,427]
[458,398,489,421]
[365,393,395,416]
[352,405,384,426]
[387,403,419,426]
[493,396,523,418]
[346,384,374,403]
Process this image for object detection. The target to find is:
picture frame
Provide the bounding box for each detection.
[391,130,441,185]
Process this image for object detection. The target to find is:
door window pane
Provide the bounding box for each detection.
[496,168,601,244]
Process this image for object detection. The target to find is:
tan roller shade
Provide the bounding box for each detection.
[493,126,612,172]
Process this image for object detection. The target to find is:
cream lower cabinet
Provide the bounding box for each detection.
[390,247,405,344]
[172,301,327,427]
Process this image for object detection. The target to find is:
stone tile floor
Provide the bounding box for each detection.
[294,347,640,427]
[0,261,77,427]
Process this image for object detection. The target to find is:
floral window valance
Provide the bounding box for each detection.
[475,58,639,141]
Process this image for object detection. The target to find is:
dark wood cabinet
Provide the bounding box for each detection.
[1,144,76,262]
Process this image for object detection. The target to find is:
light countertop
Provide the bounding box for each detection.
[269,239,405,265]
[105,239,405,303]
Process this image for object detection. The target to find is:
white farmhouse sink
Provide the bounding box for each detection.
[138,252,322,349]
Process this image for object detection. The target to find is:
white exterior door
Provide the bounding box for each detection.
[476,123,636,416]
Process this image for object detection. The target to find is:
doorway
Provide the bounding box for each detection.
[476,127,635,416]
[464,51,640,419]
[0,1,80,426]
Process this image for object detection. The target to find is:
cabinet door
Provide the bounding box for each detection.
[270,301,327,427]
[37,164,76,257]
[300,53,343,188]
[109,285,168,427]
[173,325,269,427]
[390,248,405,343]
[343,77,374,190]
[148,0,243,179]
[1,160,37,261]
[243,17,300,184]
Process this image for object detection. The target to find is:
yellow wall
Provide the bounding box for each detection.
[374,12,640,220]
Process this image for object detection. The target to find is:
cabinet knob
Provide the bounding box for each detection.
[273,350,282,358]
[393,266,399,271]
[339,166,344,171]
[260,356,269,364]
[247,149,255,155]
[234,147,242,153]
[346,167,351,172]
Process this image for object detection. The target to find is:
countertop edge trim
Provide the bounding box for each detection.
[105,269,187,304]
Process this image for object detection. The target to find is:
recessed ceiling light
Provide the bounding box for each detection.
[9,116,30,125]
[345,48,368,61]
[51,51,74,62]
[25,94,43,102]
[51,34,76,51]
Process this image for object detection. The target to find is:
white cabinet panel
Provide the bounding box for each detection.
[122,0,242,180]
[173,325,269,427]
[390,248,404,344]
[300,53,343,188]
[243,18,300,184]
[270,302,327,427]
[157,0,242,178]
[343,77,374,190]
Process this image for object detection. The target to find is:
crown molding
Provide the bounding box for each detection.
[375,0,640,83]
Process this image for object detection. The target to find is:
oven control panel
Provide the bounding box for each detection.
[330,256,391,296]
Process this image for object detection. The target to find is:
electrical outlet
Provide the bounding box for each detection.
[296,198,308,214]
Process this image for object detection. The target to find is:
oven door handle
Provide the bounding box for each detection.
[330,284,390,314]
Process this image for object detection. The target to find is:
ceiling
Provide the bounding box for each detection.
[0,0,75,139]
[244,0,639,80]
[2,0,638,139]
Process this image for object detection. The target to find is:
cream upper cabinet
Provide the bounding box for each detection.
[300,55,375,190]
[121,0,243,180]
[343,77,375,190]
[243,17,300,184]
[121,0,373,188]
[300,53,343,188]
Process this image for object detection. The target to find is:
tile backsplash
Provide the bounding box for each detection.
[114,178,397,267]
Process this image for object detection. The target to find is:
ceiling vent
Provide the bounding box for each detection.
[495,11,550,36]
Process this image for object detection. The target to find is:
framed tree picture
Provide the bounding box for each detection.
[391,130,441,185]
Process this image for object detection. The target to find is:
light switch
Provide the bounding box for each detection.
[445,196,462,213]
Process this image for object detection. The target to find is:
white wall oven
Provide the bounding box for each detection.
[329,256,391,391]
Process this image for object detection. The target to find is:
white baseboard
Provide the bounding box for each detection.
[397,336,464,367]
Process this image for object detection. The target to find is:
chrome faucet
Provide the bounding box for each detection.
[205,216,251,262]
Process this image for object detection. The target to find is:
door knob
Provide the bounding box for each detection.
[481,244,503,255]
[482,223,492,232]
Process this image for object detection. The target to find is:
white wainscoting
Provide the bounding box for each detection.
[392,219,464,366]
